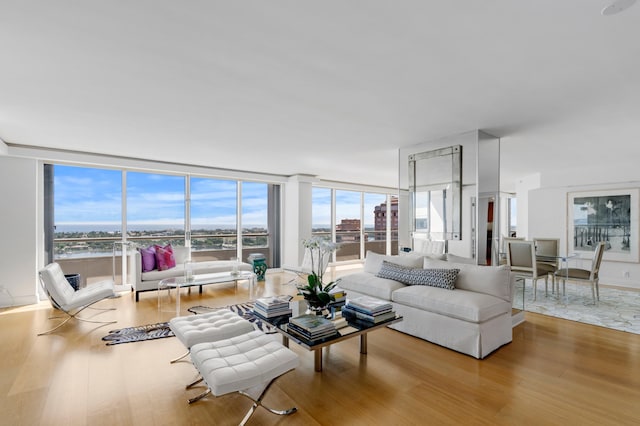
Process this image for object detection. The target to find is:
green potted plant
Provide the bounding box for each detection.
[296,237,340,313]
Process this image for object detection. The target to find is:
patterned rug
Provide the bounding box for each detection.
[514,281,640,334]
[102,322,174,345]
[188,302,278,333]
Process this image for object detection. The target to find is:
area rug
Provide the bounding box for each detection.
[514,281,640,334]
[102,322,174,345]
[188,302,278,333]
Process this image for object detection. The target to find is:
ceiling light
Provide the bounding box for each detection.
[602,0,637,15]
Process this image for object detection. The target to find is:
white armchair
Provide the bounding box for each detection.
[38,262,117,335]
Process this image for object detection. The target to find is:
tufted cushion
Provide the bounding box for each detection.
[169,309,255,349]
[190,330,299,396]
[376,261,459,290]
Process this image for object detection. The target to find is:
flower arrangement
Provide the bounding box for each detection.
[296,236,340,310]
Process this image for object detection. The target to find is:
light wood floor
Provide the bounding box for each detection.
[2,266,640,425]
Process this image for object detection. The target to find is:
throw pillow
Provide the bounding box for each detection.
[139,246,157,272]
[376,260,415,282]
[409,268,460,290]
[154,244,176,271]
[376,261,459,290]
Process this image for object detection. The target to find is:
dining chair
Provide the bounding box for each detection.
[38,262,117,335]
[498,236,525,265]
[507,240,556,301]
[554,241,606,304]
[534,238,560,292]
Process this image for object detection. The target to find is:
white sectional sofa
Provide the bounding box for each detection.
[336,251,514,359]
[130,246,253,302]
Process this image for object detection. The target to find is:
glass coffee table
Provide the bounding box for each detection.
[263,314,403,372]
[158,271,256,316]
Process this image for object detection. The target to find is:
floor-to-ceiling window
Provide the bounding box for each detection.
[126,172,186,249]
[190,177,238,257]
[364,193,390,255]
[241,181,269,264]
[311,187,332,243]
[335,190,362,262]
[312,186,398,263]
[50,164,279,285]
[53,165,122,258]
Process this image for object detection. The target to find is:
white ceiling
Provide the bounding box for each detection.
[1,1,640,190]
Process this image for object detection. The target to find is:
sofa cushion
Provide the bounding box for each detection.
[139,246,157,272]
[154,244,176,271]
[423,258,511,302]
[376,261,459,290]
[173,246,190,265]
[392,285,511,323]
[363,251,423,274]
[336,272,405,301]
[141,260,253,282]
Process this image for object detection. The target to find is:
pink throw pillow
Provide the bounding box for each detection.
[139,246,157,272]
[154,244,176,271]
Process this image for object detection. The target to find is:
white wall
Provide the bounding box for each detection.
[527,171,640,290]
[0,156,40,307]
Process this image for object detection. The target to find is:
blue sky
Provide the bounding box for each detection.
[54,165,267,228]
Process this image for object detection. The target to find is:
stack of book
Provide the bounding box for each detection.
[328,287,347,319]
[287,314,338,341]
[342,296,397,324]
[252,295,293,319]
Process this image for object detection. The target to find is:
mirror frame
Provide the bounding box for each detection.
[408,145,462,241]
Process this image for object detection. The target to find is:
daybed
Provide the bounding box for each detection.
[130,245,253,301]
[336,251,513,359]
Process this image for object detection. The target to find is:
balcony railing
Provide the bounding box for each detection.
[54,232,270,287]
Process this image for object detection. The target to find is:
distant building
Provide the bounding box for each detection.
[374,197,398,234]
[336,219,361,242]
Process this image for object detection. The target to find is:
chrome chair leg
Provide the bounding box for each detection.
[171,350,190,364]
[186,376,203,389]
[188,388,211,404]
[237,375,297,425]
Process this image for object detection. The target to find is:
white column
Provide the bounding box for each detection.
[282,174,316,270]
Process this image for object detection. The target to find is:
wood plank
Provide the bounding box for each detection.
[1,269,639,425]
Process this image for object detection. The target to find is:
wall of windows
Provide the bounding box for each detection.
[49,164,278,285]
[312,186,398,263]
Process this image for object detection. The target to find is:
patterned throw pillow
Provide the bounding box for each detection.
[154,244,176,271]
[376,260,414,282]
[408,268,459,290]
[139,246,157,272]
[376,260,459,290]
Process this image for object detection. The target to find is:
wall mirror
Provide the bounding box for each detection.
[409,145,462,241]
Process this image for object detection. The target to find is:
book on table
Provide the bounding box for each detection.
[253,295,293,318]
[345,296,393,315]
[341,306,397,324]
[289,314,335,332]
[286,322,339,341]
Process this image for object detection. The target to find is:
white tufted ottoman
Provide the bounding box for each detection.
[188,330,299,425]
[168,309,255,363]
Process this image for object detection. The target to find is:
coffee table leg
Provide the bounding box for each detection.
[282,336,289,348]
[360,334,367,354]
[314,349,322,372]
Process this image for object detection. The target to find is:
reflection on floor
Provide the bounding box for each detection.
[513,280,640,334]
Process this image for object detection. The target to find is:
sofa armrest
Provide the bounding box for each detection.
[130,251,142,290]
